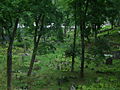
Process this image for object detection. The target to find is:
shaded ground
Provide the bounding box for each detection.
[0,27,120,90]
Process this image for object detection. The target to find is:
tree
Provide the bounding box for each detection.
[27,0,63,76]
[79,0,89,77]
[71,1,77,72]
[70,0,89,77]
[105,0,119,29]
[27,14,45,76]
[0,0,29,89]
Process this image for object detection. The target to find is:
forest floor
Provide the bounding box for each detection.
[0,27,120,90]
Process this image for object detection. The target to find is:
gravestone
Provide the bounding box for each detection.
[70,84,76,90]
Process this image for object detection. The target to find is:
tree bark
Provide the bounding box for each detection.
[80,0,89,78]
[27,43,39,76]
[80,23,85,78]
[7,18,19,90]
[1,29,5,41]
[27,15,44,76]
[71,2,77,72]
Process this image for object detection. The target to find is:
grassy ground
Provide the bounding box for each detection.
[0,27,120,90]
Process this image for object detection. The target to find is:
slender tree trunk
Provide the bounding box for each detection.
[94,24,97,42]
[1,29,5,44]
[27,43,39,76]
[7,18,19,90]
[80,23,85,78]
[1,29,5,41]
[64,26,67,37]
[27,15,44,76]
[111,19,114,29]
[94,24,97,58]
[7,40,13,90]
[94,24,101,58]
[71,2,77,72]
[111,23,114,29]
[86,36,90,43]
[80,0,89,77]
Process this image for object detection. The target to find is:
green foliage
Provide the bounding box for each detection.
[14,40,31,49]
[0,0,120,90]
[38,41,56,55]
[65,44,81,57]
[89,37,111,58]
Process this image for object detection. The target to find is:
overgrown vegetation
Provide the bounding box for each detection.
[0,0,120,90]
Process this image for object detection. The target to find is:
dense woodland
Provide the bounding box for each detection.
[0,0,120,90]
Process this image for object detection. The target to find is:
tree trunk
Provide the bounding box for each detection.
[27,15,44,76]
[80,24,85,78]
[64,26,67,37]
[0,29,5,44]
[27,43,39,76]
[94,24,99,58]
[71,2,77,72]
[7,40,13,90]
[111,19,114,29]
[1,29,5,41]
[80,0,89,78]
[7,18,19,90]
[94,25,97,43]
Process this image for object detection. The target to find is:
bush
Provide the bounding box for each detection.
[14,40,31,49]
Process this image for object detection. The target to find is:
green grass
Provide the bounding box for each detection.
[0,27,120,90]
